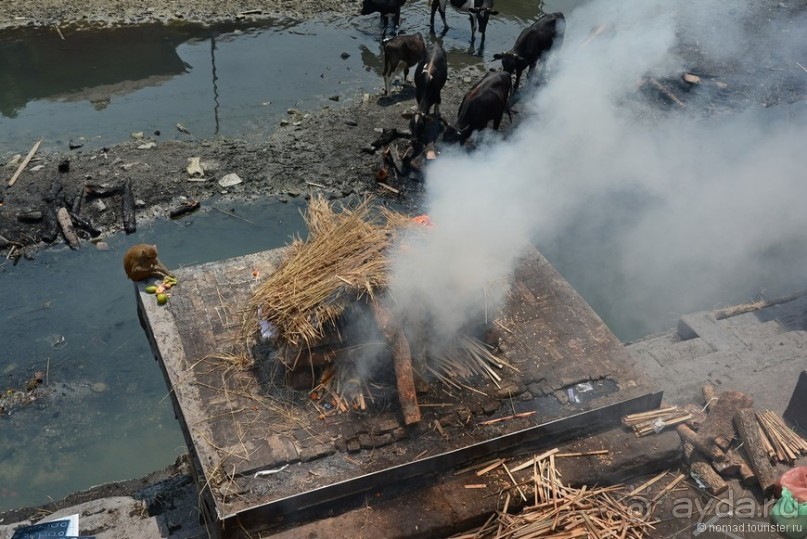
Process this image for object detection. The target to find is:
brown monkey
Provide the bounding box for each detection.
[123,244,173,281]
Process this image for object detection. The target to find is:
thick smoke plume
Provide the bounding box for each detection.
[389,0,807,341]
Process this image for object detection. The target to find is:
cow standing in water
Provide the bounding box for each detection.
[381,33,426,95]
[361,0,408,37]
[494,12,566,91]
[410,42,448,141]
[429,0,498,45]
[443,71,512,145]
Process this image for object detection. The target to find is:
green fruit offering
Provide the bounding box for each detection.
[145,285,158,294]
[156,293,168,305]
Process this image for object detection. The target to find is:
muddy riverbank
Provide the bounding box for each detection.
[0,0,359,30]
[0,61,494,260]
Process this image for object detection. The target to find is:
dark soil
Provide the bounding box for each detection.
[0,60,496,261]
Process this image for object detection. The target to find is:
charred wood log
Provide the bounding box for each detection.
[121,179,136,234]
[16,211,43,223]
[70,187,83,215]
[84,183,121,198]
[40,206,60,243]
[370,128,411,150]
[371,301,421,425]
[68,211,101,238]
[169,199,200,219]
[42,180,64,205]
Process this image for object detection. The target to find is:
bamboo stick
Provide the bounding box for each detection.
[7,139,42,187]
[651,474,685,503]
[627,471,667,497]
[479,411,537,426]
[554,450,610,458]
[476,458,505,477]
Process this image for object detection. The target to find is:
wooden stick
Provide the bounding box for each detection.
[627,471,667,496]
[555,450,610,458]
[510,448,560,473]
[646,78,686,108]
[376,182,400,194]
[7,139,42,187]
[651,473,685,503]
[479,411,536,426]
[453,458,499,476]
[503,462,528,502]
[622,406,680,422]
[476,458,505,476]
[464,484,487,489]
[634,413,693,436]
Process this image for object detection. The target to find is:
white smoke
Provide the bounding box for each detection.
[389,0,807,340]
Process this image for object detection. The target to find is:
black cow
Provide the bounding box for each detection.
[493,12,565,91]
[430,0,498,45]
[411,42,448,141]
[382,33,426,95]
[443,71,512,145]
[361,0,408,37]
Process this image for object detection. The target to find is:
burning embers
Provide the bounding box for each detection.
[244,196,510,425]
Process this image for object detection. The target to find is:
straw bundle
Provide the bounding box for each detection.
[249,196,412,349]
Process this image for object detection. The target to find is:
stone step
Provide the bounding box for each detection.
[677,311,746,351]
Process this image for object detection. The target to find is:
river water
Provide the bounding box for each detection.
[2,0,807,513]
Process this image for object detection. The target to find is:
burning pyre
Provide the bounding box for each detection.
[242,196,511,424]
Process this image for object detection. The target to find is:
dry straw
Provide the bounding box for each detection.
[246,195,414,350]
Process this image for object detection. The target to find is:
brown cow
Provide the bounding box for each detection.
[382,33,426,95]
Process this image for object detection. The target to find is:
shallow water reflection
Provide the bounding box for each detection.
[0,197,306,510]
[0,0,585,154]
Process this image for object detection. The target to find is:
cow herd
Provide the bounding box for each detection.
[362,0,566,147]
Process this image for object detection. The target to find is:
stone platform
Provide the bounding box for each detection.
[137,245,660,537]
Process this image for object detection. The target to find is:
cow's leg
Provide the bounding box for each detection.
[493,109,504,130]
[403,66,410,84]
[383,63,392,95]
[513,69,523,92]
[430,0,448,31]
[380,13,389,37]
[527,61,538,85]
[393,11,401,35]
[468,13,477,44]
